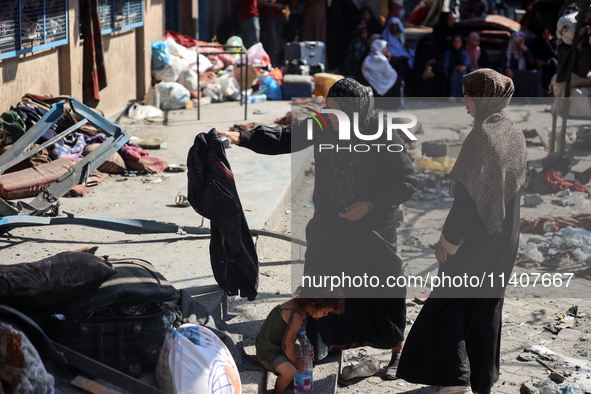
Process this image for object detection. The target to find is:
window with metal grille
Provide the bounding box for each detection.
[0,0,68,60]
[98,0,143,34]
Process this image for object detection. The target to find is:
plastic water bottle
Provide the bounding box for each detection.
[400,85,405,108]
[243,94,267,103]
[294,330,313,393]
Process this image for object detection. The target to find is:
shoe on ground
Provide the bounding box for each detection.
[383,352,400,380]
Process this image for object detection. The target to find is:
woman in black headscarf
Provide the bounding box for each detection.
[396,69,527,394]
[342,25,369,79]
[500,31,544,97]
[359,5,383,37]
[218,78,418,379]
[412,33,447,97]
[531,26,558,93]
[433,11,460,51]
[445,34,470,99]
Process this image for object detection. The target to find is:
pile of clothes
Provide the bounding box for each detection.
[0,94,168,200]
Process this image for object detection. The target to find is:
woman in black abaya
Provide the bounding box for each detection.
[218,79,417,380]
[396,69,527,393]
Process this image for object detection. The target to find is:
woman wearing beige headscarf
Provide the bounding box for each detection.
[396,69,527,394]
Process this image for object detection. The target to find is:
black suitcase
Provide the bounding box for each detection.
[285,41,325,65]
[50,259,180,377]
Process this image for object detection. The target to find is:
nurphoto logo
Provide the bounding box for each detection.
[303,107,418,153]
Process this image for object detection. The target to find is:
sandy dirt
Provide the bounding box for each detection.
[2,98,591,393]
[228,99,591,393]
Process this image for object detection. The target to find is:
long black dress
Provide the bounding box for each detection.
[238,119,418,359]
[396,182,522,394]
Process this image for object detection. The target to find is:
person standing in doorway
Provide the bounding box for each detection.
[259,0,286,67]
[237,0,260,49]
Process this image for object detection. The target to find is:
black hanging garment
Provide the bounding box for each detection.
[187,128,259,300]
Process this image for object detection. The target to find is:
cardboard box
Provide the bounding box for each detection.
[233,64,258,89]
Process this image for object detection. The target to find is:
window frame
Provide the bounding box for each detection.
[0,0,69,60]
[98,0,143,35]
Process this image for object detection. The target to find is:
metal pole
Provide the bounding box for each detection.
[197,47,201,121]
[245,46,248,121]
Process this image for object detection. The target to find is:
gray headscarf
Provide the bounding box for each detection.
[450,68,526,233]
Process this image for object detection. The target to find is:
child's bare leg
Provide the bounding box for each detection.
[274,361,297,394]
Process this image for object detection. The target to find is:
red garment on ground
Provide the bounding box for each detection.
[545,170,590,194]
[165,30,209,48]
[520,214,591,234]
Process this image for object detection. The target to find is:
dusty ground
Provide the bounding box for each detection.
[2,98,591,393]
[227,99,591,393]
[230,159,591,393]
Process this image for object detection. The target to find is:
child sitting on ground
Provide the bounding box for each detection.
[256,296,345,393]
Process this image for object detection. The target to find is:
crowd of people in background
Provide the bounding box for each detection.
[233,0,557,100]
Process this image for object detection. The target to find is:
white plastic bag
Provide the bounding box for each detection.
[128,103,164,120]
[157,324,241,394]
[236,42,270,67]
[215,73,241,101]
[164,37,213,73]
[152,55,188,82]
[0,321,55,394]
[203,84,224,102]
[155,82,191,110]
[177,69,199,92]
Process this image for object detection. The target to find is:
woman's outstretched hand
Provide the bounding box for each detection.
[217,130,241,145]
[434,241,448,265]
[339,201,372,221]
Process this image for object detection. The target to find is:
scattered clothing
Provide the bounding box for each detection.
[50,133,86,160]
[187,128,259,300]
[545,170,591,195]
[0,112,26,147]
[520,214,591,234]
[119,143,150,162]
